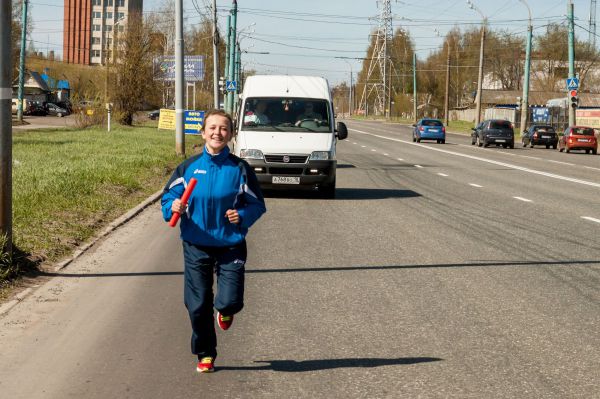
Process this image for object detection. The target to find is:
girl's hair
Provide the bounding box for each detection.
[203,109,234,131]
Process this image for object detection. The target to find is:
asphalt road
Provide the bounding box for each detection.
[1,120,599,398]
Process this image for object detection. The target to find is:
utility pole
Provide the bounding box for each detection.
[590,0,597,47]
[226,1,237,115]
[349,70,353,117]
[568,0,576,126]
[413,53,417,122]
[175,0,185,156]
[224,15,231,110]
[444,43,450,126]
[234,42,240,115]
[519,0,532,134]
[468,0,486,126]
[17,0,28,122]
[1,0,13,253]
[212,0,219,109]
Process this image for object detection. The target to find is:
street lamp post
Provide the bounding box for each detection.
[467,0,487,126]
[519,0,532,135]
[338,58,353,117]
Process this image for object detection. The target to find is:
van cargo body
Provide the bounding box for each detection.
[234,75,347,198]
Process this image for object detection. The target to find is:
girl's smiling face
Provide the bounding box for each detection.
[202,114,232,154]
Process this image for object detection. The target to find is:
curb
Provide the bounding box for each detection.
[53,188,165,272]
[1,189,164,316]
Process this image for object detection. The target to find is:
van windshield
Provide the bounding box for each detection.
[241,98,331,132]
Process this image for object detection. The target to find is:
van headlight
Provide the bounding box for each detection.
[240,149,264,160]
[309,151,331,160]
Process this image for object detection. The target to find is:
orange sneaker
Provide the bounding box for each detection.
[217,312,234,331]
[197,357,214,373]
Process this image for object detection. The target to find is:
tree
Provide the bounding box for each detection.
[112,12,157,125]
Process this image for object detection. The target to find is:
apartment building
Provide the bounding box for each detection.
[63,0,143,65]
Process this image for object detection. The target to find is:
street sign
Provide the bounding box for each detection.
[566,77,579,90]
[226,80,237,92]
[184,110,205,135]
[158,109,175,130]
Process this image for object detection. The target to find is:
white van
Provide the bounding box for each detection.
[233,75,348,198]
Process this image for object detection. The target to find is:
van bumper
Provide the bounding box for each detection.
[245,159,336,190]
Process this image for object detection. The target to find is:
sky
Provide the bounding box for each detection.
[28,0,596,86]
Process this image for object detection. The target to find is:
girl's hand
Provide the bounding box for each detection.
[225,209,240,224]
[171,199,186,214]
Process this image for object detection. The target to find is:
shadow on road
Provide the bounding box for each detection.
[264,188,421,200]
[39,259,600,278]
[218,357,442,372]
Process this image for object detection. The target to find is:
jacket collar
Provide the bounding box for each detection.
[203,145,230,164]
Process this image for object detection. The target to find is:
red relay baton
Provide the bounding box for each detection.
[169,177,197,227]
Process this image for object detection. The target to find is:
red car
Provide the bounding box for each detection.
[558,126,597,154]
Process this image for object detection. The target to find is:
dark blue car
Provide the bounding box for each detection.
[412,119,446,144]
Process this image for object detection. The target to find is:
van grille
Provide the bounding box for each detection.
[269,168,304,175]
[264,154,308,164]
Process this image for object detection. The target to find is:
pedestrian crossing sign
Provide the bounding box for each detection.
[226,80,237,92]
[566,77,579,90]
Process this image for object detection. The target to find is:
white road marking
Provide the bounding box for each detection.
[469,183,483,188]
[513,196,533,202]
[414,164,423,168]
[547,160,575,166]
[519,155,542,160]
[384,153,389,156]
[349,128,600,189]
[361,145,366,148]
[352,142,357,145]
[397,158,404,161]
[581,216,600,224]
[584,166,600,172]
[437,173,449,177]
[371,149,377,152]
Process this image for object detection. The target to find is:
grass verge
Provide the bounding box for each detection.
[1,124,203,290]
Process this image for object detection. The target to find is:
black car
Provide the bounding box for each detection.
[24,101,47,116]
[47,103,69,117]
[471,119,515,148]
[521,124,558,149]
[148,110,160,120]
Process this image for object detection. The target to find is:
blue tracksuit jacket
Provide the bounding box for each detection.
[161,146,266,247]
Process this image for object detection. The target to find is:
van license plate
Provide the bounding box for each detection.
[541,135,550,138]
[496,139,506,143]
[272,176,300,184]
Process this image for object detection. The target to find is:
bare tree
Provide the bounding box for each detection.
[112,12,157,125]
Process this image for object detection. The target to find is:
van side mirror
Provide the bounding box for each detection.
[336,121,348,140]
[411,124,416,127]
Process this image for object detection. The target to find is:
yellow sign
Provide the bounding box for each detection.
[158,108,176,130]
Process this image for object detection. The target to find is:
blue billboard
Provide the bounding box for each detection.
[184,110,204,135]
[154,55,205,82]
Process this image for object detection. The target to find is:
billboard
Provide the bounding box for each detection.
[153,55,205,82]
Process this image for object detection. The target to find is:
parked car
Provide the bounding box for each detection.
[471,119,515,148]
[412,118,446,144]
[521,124,558,149]
[147,110,160,120]
[46,102,69,117]
[558,126,597,154]
[24,101,47,116]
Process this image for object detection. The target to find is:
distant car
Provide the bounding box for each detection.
[471,119,515,148]
[558,126,597,154]
[24,102,47,116]
[521,124,558,149]
[412,118,446,144]
[47,103,69,117]
[148,110,160,120]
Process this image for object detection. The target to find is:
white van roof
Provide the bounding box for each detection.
[242,75,330,100]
